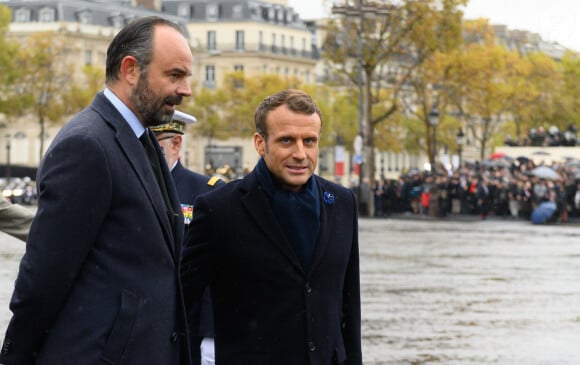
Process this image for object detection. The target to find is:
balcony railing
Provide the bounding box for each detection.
[204,42,319,60]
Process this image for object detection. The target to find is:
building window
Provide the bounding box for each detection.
[39,7,55,22]
[233,65,244,88]
[77,10,91,24]
[290,36,295,56]
[84,50,92,65]
[12,132,29,165]
[207,4,219,21]
[205,65,216,88]
[281,34,286,54]
[14,8,31,23]
[235,30,245,51]
[271,33,277,53]
[258,31,264,51]
[207,31,217,51]
[109,15,124,28]
[177,4,191,18]
[232,4,243,19]
[249,4,260,19]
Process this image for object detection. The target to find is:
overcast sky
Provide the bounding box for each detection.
[287,0,580,52]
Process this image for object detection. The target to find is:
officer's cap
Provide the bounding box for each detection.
[150,110,197,135]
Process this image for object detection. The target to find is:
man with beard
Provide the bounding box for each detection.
[0,16,193,365]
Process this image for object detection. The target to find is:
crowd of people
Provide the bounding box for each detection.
[363,156,580,224]
[504,125,578,147]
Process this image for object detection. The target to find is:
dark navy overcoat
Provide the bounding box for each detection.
[181,170,362,365]
[0,92,189,365]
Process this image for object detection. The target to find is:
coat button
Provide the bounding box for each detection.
[305,282,312,293]
[307,340,316,351]
[170,331,179,343]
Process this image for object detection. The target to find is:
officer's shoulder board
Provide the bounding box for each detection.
[207,176,221,187]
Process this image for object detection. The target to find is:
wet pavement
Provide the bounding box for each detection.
[359,218,580,364]
[2,217,580,364]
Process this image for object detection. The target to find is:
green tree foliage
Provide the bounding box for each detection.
[302,84,359,150]
[181,74,360,157]
[64,65,105,115]
[181,73,297,141]
[16,32,74,161]
[557,53,580,130]
[0,5,30,124]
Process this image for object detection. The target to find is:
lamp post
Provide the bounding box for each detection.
[428,106,439,171]
[5,133,11,185]
[356,0,364,188]
[456,128,465,169]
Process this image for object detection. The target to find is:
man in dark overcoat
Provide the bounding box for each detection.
[0,17,193,365]
[182,89,362,365]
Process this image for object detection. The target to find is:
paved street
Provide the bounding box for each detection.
[359,218,580,364]
[2,217,580,364]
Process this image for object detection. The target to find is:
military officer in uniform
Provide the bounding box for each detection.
[152,111,223,365]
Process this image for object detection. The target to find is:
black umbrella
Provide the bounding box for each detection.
[516,156,529,164]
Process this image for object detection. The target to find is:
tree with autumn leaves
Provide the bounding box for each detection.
[179,72,360,152]
[440,19,578,160]
[324,1,579,175]
[323,0,468,178]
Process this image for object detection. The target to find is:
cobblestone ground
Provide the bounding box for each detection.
[2,217,580,364]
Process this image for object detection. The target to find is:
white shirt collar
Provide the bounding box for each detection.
[103,88,145,138]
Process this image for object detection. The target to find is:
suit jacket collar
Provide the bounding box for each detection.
[240,171,302,271]
[89,93,183,260]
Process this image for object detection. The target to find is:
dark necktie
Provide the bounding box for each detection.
[140,130,174,223]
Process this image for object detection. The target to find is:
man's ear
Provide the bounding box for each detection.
[120,56,140,85]
[173,135,183,151]
[254,133,266,156]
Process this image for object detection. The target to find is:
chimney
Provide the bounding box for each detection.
[131,0,162,12]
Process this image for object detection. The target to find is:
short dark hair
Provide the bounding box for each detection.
[105,16,184,85]
[254,89,322,137]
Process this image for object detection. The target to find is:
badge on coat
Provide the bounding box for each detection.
[181,204,193,225]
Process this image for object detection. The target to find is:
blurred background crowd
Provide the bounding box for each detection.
[360,155,580,224]
[1,177,37,206]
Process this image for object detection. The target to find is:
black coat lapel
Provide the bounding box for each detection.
[308,177,334,273]
[93,94,176,258]
[240,173,304,273]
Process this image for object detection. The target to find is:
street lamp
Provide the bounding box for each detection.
[456,128,465,168]
[428,106,439,170]
[5,133,11,185]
